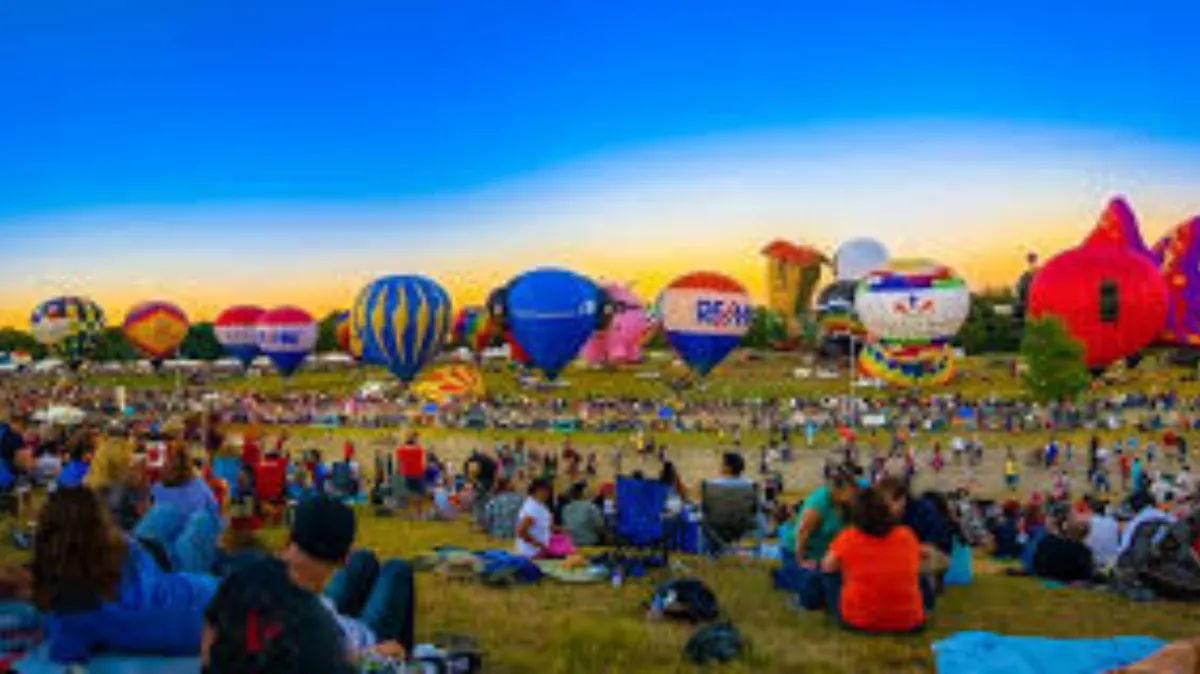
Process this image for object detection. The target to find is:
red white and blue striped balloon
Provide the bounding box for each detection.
[660,271,752,377]
[215,305,265,369]
[255,306,318,377]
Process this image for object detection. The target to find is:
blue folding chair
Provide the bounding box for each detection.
[211,456,242,501]
[613,477,671,568]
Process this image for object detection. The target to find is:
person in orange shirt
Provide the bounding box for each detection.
[821,487,931,634]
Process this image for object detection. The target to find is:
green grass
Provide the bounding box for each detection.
[277,516,1200,673]
[48,354,1200,670]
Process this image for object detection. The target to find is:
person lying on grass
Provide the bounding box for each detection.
[259,495,415,664]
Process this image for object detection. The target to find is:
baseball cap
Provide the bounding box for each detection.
[289,496,356,564]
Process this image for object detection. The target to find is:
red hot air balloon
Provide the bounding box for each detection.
[1027,198,1168,370]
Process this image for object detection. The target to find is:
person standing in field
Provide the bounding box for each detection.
[1004,448,1020,494]
[395,434,426,517]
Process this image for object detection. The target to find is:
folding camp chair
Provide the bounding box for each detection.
[330,461,357,499]
[613,477,670,567]
[211,456,242,501]
[700,481,761,557]
[254,457,289,525]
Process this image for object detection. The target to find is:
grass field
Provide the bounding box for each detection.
[30,354,1200,670]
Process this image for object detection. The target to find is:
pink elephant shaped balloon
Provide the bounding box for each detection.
[580,282,650,366]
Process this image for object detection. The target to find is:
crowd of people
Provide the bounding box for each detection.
[0,371,1197,669]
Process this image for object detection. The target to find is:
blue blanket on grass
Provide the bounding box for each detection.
[934,632,1166,674]
[15,645,196,674]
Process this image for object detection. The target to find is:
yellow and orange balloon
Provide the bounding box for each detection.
[412,364,485,405]
[123,301,190,362]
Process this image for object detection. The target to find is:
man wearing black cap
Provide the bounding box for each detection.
[216,495,416,666]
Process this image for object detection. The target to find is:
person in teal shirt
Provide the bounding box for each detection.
[773,464,863,608]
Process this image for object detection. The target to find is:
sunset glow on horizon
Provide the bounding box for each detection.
[4,2,1199,330]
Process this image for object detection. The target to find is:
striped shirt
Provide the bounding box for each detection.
[319,595,377,654]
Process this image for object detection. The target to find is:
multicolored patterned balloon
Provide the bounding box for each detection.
[333,310,352,354]
[30,296,106,365]
[123,301,190,362]
[215,305,265,369]
[854,259,970,386]
[353,275,452,383]
[255,306,318,377]
[452,306,494,354]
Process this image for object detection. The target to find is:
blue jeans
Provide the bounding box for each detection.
[133,504,221,574]
[324,550,415,653]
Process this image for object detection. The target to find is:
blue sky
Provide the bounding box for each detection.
[2,0,1199,324]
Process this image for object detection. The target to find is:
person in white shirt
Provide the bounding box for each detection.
[515,478,554,558]
[1084,511,1122,569]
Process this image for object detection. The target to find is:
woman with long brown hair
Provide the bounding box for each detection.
[33,486,217,662]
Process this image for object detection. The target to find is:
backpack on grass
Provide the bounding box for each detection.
[646,578,720,623]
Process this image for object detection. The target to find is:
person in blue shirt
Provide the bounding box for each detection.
[31,486,218,664]
[132,443,222,574]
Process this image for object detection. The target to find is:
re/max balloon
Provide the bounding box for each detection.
[501,268,605,380]
[353,275,452,382]
[255,306,318,377]
[660,271,752,376]
[123,301,190,362]
[215,305,265,369]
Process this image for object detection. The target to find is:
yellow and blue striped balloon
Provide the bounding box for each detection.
[352,275,452,382]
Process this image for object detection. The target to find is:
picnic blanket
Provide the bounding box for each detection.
[934,632,1166,674]
[14,645,197,673]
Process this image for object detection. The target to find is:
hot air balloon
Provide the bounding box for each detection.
[659,272,753,377]
[215,305,265,369]
[333,310,352,354]
[815,279,867,358]
[412,364,486,405]
[833,238,889,281]
[255,307,317,377]
[1152,216,1200,348]
[1028,198,1169,371]
[490,268,607,380]
[854,259,971,386]
[452,306,495,355]
[579,282,651,366]
[30,296,106,368]
[123,301,190,366]
[353,275,452,383]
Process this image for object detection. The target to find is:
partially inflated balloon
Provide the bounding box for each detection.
[833,238,889,281]
[354,275,452,383]
[579,282,650,366]
[215,305,264,369]
[123,301,190,362]
[452,306,494,355]
[498,268,605,380]
[30,296,106,366]
[660,272,752,376]
[333,311,352,354]
[255,306,318,377]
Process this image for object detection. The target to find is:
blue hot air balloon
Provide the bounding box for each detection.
[353,275,452,382]
[495,268,607,380]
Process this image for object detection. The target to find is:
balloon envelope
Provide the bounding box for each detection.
[660,271,752,376]
[1028,244,1168,369]
[255,306,318,377]
[123,301,190,361]
[215,305,265,368]
[353,275,452,382]
[30,296,106,364]
[505,268,604,380]
[580,282,650,366]
[855,259,971,345]
[333,311,351,354]
[833,238,889,281]
[452,306,494,354]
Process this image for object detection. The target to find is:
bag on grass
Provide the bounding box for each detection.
[945,538,974,587]
[646,578,719,623]
[684,622,744,665]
